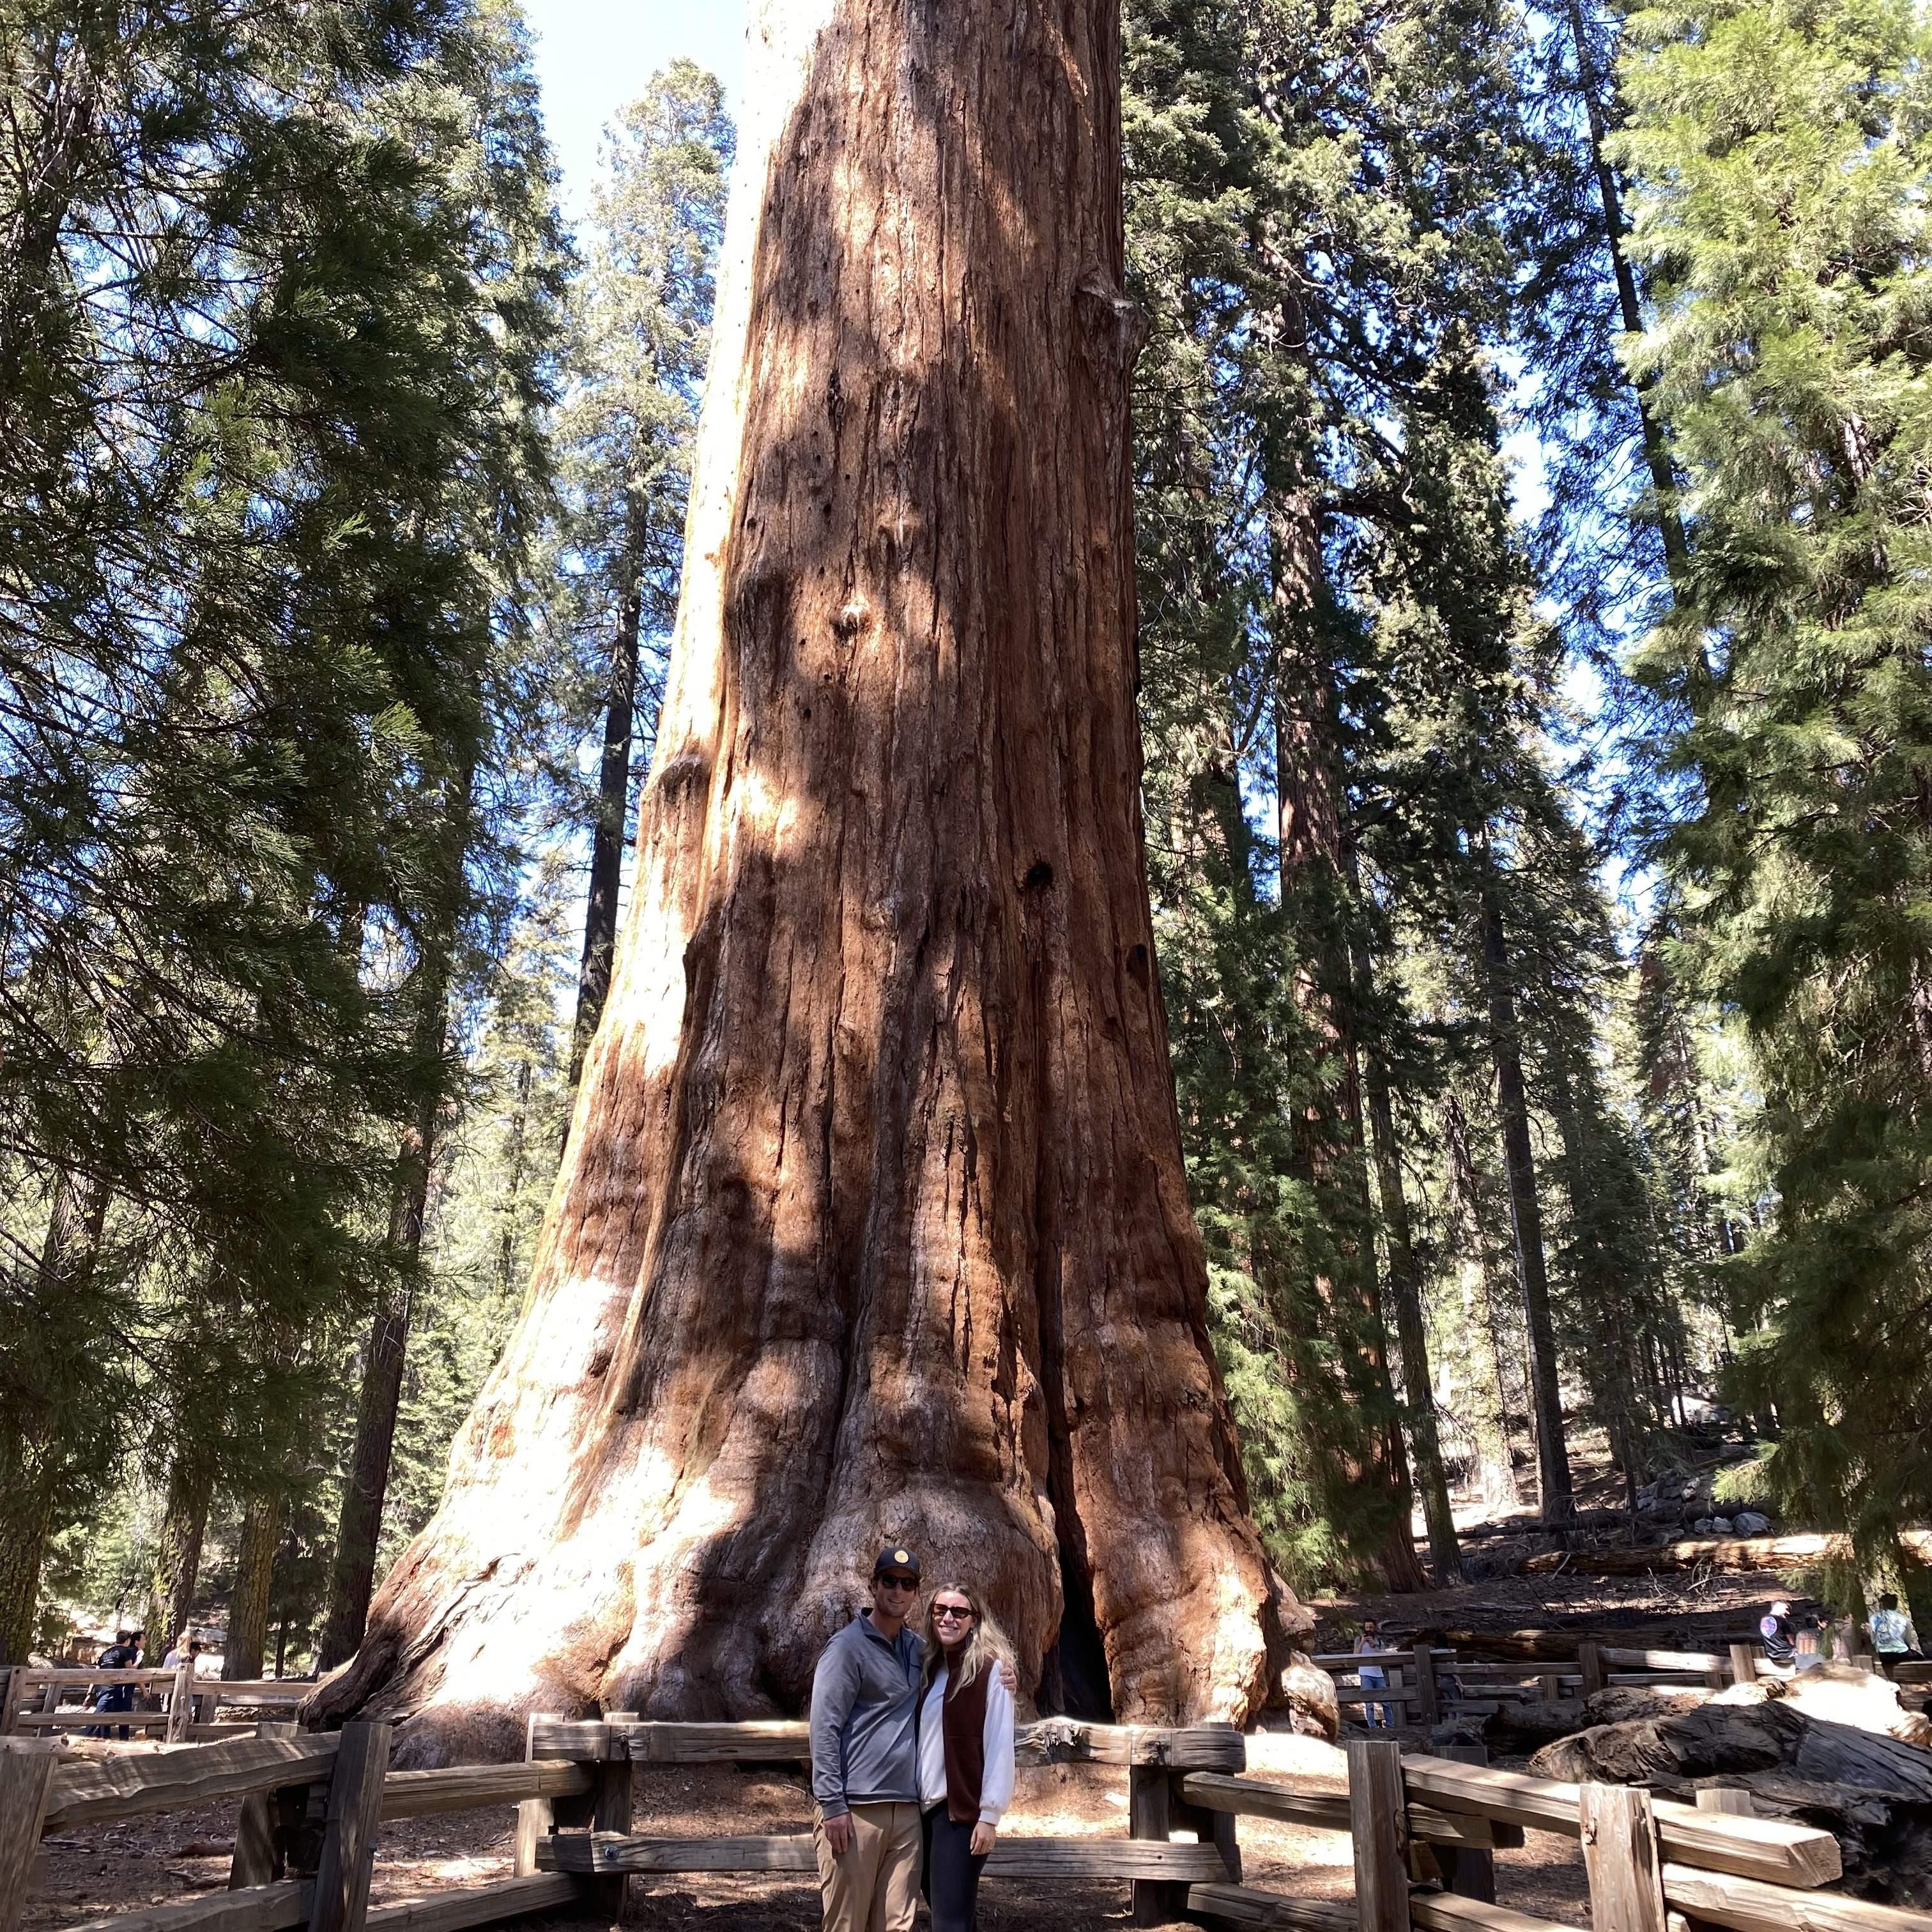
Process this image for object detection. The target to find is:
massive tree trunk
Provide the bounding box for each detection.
[314,0,1306,1759]
[1478,880,1575,1524]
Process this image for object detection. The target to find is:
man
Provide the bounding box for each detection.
[90,1630,141,1740]
[808,1547,1016,1932]
[1759,1599,1797,1670]
[1871,1593,1922,1668]
[809,1548,928,1932]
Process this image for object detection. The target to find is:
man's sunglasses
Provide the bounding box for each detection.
[878,1574,919,1591]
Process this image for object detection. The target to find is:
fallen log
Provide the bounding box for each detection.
[1521,1532,1932,1579]
[1427,1629,1759,1664]
[1481,1687,1712,1752]
[1527,1685,1932,1903]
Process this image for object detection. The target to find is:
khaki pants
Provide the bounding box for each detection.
[814,1801,920,1932]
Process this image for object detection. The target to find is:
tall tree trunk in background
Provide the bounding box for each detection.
[0,1169,110,1662]
[318,873,463,1670]
[225,1492,280,1681]
[497,1054,535,1298]
[1270,477,1429,1595]
[314,0,1308,1759]
[144,1453,213,1657]
[567,494,647,1100]
[1444,1094,1524,1504]
[1561,0,1690,583]
[1365,1048,1463,1582]
[1478,881,1574,1524]
[1548,1064,1644,1517]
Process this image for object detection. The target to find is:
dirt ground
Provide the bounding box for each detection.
[27,1737,1590,1932]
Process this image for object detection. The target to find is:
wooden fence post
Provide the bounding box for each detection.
[551,1716,629,1922]
[514,1712,556,1879]
[1128,1759,1180,1926]
[307,1720,391,1932]
[1728,1644,1757,1689]
[231,1721,299,1887]
[595,1715,636,1924]
[1167,1767,1241,1887]
[0,1669,16,1738]
[1347,1736,1411,1932]
[1579,1643,1606,1699]
[166,1662,194,1745]
[1696,1788,1754,1817]
[1538,1672,1564,1703]
[0,1750,56,1932]
[1411,1646,1438,1730]
[1430,1744,1496,1903]
[1579,1782,1667,1932]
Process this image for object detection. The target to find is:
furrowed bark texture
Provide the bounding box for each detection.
[226,1492,279,1683]
[315,0,1305,1761]
[144,1453,212,1659]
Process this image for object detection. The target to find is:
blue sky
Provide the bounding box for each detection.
[523,0,745,215]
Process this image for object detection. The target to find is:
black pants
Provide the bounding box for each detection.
[921,1804,987,1932]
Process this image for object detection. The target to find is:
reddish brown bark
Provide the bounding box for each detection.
[314,0,1306,1760]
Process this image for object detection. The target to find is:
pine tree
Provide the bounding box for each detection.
[553,65,732,1096]
[0,0,567,1659]
[1618,0,1932,1581]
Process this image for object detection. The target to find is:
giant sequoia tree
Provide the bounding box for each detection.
[317,0,1307,1757]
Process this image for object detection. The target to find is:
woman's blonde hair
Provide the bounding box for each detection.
[921,1580,1013,1692]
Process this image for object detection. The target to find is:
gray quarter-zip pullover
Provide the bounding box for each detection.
[808,1611,925,1817]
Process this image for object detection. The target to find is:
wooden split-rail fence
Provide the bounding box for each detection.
[1311,1643,1784,1726]
[3,1709,1925,1932]
[1,1669,307,1742]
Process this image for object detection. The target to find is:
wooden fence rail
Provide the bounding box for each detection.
[1308,1639,1791,1725]
[2,1710,1914,1932]
[2,1668,311,1746]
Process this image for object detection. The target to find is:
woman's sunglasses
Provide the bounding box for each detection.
[932,1604,974,1622]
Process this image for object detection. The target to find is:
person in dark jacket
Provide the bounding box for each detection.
[89,1631,141,1739]
[916,1582,1015,1932]
[1759,1599,1797,1669]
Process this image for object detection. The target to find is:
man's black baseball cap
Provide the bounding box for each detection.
[873,1545,921,1581]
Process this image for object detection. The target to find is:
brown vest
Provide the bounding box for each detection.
[939,1662,991,1823]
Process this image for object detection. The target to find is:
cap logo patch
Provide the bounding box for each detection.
[894,1549,909,1564]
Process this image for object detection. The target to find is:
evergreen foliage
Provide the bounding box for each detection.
[8,0,1927,1662]
[1618,0,1932,1592]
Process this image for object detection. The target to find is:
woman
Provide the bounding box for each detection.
[1354,1619,1390,1729]
[917,1581,1016,1932]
